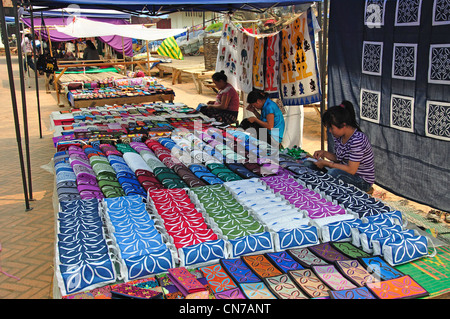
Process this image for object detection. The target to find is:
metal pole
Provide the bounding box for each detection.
[0,0,32,211]
[28,4,43,139]
[13,0,34,201]
[317,1,324,150]
[319,0,329,151]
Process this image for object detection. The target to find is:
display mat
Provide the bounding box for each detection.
[395,246,450,298]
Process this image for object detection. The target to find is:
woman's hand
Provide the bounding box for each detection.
[313,150,326,159]
[247,116,257,123]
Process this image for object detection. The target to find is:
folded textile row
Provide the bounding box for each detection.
[52,122,435,298]
[51,102,211,143]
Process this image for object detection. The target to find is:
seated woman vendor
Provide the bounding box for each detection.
[243,89,285,144]
[199,71,240,125]
[306,100,375,192]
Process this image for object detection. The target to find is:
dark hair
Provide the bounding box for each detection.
[212,70,227,83]
[247,89,268,104]
[322,100,361,131]
[86,40,96,50]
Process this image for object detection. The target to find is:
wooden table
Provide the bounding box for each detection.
[155,63,215,94]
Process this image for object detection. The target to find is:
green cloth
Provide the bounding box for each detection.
[395,246,450,298]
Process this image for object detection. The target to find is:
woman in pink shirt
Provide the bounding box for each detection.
[200,71,240,125]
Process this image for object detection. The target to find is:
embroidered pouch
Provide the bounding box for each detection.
[366,275,429,299]
[335,259,380,286]
[331,242,371,259]
[199,262,238,293]
[220,258,260,284]
[239,282,277,299]
[382,235,435,266]
[274,225,320,250]
[264,274,309,299]
[329,286,376,299]
[359,256,404,281]
[265,251,304,273]
[167,267,206,296]
[312,265,357,291]
[308,242,351,263]
[287,269,330,298]
[227,231,273,257]
[287,247,328,268]
[214,287,246,299]
[110,283,163,299]
[241,254,283,279]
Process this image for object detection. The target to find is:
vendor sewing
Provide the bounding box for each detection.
[306,100,375,192]
[199,71,240,125]
[242,89,285,145]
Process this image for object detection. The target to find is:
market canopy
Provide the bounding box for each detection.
[23,0,319,15]
[55,17,186,41]
[22,16,134,56]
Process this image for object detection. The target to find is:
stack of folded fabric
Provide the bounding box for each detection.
[54,151,81,202]
[206,163,242,182]
[262,173,346,220]
[84,145,126,198]
[189,164,224,185]
[148,189,217,249]
[102,195,174,281]
[189,185,265,239]
[225,179,309,231]
[101,144,147,197]
[296,171,392,218]
[68,145,104,200]
[56,199,116,296]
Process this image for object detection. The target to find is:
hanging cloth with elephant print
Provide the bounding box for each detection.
[215,17,240,90]
[280,8,321,106]
[236,30,254,93]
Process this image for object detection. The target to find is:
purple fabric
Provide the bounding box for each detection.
[22,17,133,57]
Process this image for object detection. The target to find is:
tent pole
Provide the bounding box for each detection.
[28,5,43,139]
[0,0,32,211]
[146,40,150,75]
[13,0,34,201]
[319,0,329,151]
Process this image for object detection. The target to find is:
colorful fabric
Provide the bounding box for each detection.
[288,269,330,298]
[167,267,207,296]
[198,263,238,293]
[280,8,321,106]
[312,265,357,291]
[252,36,265,90]
[157,36,183,60]
[360,256,405,281]
[287,247,328,268]
[241,254,283,279]
[239,282,277,299]
[395,246,450,298]
[308,242,351,263]
[264,33,281,95]
[335,259,380,287]
[331,242,371,259]
[220,258,260,284]
[214,287,246,299]
[366,275,429,299]
[264,274,309,299]
[266,251,304,273]
[329,287,376,299]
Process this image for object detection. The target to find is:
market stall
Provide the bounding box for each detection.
[3,0,447,301]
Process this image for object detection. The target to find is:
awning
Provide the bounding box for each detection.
[55,17,186,41]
